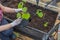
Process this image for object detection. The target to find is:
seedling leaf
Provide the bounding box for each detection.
[22,7,28,12]
[16,2,24,18]
[44,22,48,27]
[16,13,21,18]
[36,9,43,18]
[18,2,24,8]
[22,12,30,20]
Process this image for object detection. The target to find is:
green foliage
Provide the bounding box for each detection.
[22,12,30,20]
[36,9,43,18]
[22,7,28,12]
[44,22,48,27]
[16,2,24,18]
[16,1,30,20]
[18,2,24,8]
[16,13,21,18]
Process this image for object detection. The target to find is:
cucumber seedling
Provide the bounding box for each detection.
[16,1,30,20]
[22,12,30,20]
[22,7,28,13]
[22,7,30,20]
[18,2,24,8]
[44,22,48,27]
[16,2,24,18]
[36,9,44,18]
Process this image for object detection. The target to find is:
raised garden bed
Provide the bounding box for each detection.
[2,0,58,39]
[27,3,58,32]
[17,1,58,33]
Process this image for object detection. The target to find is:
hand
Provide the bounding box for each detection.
[14,8,22,13]
[10,18,22,27]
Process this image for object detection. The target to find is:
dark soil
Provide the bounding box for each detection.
[24,2,58,32]
[1,0,58,32]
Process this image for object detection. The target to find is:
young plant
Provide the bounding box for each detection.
[22,6,29,20]
[16,2,24,18]
[18,2,24,8]
[36,9,44,18]
[16,13,21,18]
[22,7,28,13]
[44,22,48,27]
[22,12,30,20]
[16,1,30,20]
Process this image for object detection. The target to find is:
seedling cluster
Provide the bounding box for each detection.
[16,0,30,20]
[17,0,49,27]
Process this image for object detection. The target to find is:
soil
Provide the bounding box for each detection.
[25,3,58,33]
[1,0,58,32]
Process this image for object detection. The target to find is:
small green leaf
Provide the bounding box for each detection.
[36,9,43,18]
[16,13,21,18]
[17,2,23,18]
[18,2,24,8]
[22,0,27,3]
[22,7,28,12]
[22,12,30,20]
[44,22,48,27]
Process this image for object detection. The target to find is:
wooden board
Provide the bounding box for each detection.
[54,13,60,26]
[26,0,60,12]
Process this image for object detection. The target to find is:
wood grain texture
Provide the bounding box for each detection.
[54,14,60,26]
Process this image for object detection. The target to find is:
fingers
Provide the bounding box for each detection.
[11,18,22,27]
[16,18,22,22]
[14,9,23,13]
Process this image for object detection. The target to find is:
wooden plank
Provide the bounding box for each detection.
[41,0,52,3]
[26,0,60,12]
[54,13,60,26]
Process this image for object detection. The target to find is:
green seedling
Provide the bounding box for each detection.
[22,7,28,12]
[22,0,26,3]
[18,2,24,8]
[22,12,30,20]
[44,22,48,27]
[36,9,43,18]
[16,2,24,18]
[16,13,21,18]
[17,1,29,20]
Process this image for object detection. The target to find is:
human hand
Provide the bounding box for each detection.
[10,18,22,27]
[14,8,23,13]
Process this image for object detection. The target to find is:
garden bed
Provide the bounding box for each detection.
[27,3,58,33]
[2,0,58,33]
